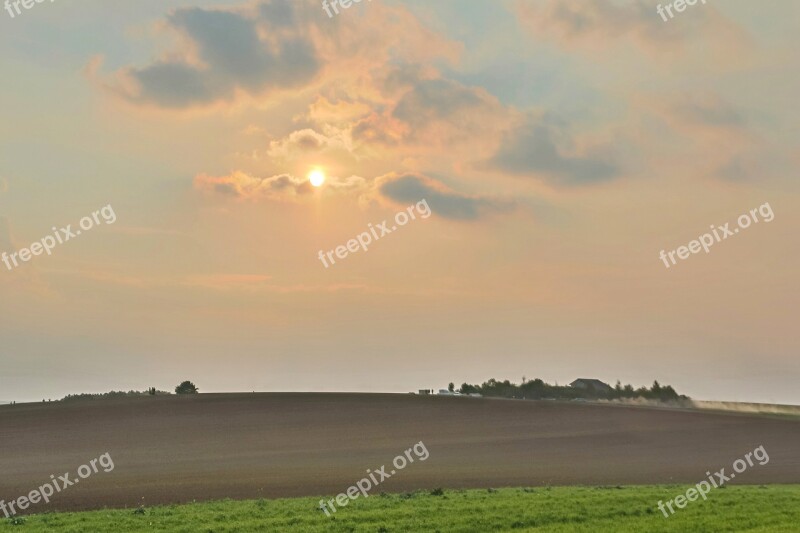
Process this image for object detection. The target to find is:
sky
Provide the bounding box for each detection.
[0,0,798,404]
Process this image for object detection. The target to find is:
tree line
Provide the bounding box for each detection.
[454,378,688,402]
[59,381,199,401]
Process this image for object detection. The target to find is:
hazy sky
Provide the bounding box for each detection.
[1,0,798,404]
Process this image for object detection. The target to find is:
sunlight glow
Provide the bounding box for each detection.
[309,170,325,187]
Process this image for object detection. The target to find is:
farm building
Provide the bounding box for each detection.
[569,379,612,394]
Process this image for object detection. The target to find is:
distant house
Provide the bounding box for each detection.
[569,379,612,394]
[418,389,433,395]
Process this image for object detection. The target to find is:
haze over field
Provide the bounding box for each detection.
[1,0,799,405]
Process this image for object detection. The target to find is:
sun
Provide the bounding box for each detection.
[308,170,325,187]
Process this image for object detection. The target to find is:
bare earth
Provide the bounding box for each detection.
[1,393,799,513]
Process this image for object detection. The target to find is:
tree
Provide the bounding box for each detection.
[448,382,455,392]
[459,382,479,394]
[175,381,199,395]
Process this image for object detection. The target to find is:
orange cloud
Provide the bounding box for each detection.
[194,171,366,201]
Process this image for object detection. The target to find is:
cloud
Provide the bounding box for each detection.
[347,75,507,149]
[104,1,320,108]
[325,175,367,192]
[518,0,676,46]
[653,94,750,135]
[516,0,749,59]
[304,96,374,126]
[392,79,489,125]
[374,173,514,221]
[485,114,620,186]
[96,0,463,111]
[267,128,353,160]
[643,93,762,182]
[194,171,366,201]
[286,64,507,152]
[194,171,311,200]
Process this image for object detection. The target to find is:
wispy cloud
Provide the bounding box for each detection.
[516,0,750,61]
[374,173,515,221]
[486,113,620,186]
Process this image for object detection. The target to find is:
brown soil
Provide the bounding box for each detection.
[1,393,798,513]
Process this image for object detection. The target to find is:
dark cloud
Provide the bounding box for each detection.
[294,132,323,151]
[377,173,513,221]
[392,78,493,128]
[116,1,320,108]
[486,114,620,186]
[258,0,296,26]
[670,97,746,129]
[350,76,501,146]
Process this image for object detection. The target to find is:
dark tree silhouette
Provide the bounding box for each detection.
[175,381,199,395]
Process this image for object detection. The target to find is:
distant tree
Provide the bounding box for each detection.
[520,378,546,399]
[651,380,662,394]
[175,381,199,395]
[448,382,455,392]
[609,380,623,399]
[459,383,479,394]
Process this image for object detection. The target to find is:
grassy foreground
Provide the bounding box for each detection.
[2,485,799,532]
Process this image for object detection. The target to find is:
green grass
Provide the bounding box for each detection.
[3,485,799,532]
